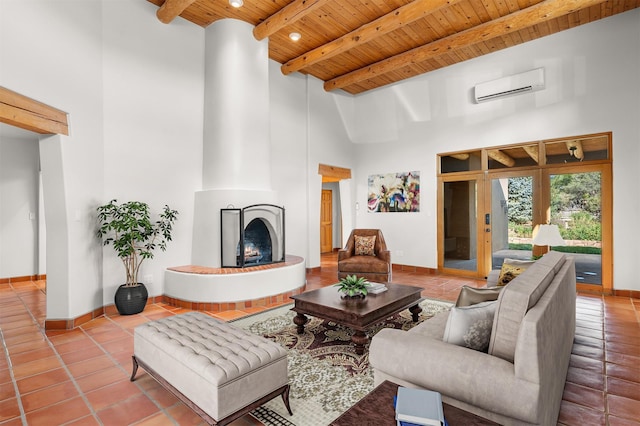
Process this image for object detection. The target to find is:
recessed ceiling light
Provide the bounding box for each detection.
[229,0,243,7]
[289,32,301,42]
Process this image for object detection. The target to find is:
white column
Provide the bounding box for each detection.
[203,19,271,191]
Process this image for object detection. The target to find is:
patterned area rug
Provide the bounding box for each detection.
[231,298,453,426]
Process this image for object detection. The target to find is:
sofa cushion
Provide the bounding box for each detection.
[455,285,503,307]
[355,235,376,256]
[443,301,497,352]
[338,256,389,274]
[488,251,565,362]
[497,258,536,286]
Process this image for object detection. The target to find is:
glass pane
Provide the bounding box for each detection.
[440,151,482,173]
[491,176,534,269]
[550,172,602,285]
[443,180,477,271]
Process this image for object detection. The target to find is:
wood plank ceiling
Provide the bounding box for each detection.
[147,0,640,95]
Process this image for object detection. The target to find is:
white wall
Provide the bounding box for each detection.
[0,127,39,278]
[1,0,204,319]
[346,9,640,291]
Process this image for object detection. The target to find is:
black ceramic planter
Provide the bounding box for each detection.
[114,283,148,315]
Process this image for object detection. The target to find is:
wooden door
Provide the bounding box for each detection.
[320,190,333,253]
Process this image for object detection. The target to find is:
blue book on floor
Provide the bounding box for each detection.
[395,387,445,426]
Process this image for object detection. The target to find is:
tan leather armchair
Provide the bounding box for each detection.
[338,229,391,283]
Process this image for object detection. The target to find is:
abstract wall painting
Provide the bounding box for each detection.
[367,171,420,213]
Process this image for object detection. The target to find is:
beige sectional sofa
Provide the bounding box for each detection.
[369,251,576,425]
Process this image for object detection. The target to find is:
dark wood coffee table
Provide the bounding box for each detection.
[290,283,423,355]
[330,380,498,425]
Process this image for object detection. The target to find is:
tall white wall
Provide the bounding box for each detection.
[0,127,39,278]
[346,9,640,291]
[1,0,204,319]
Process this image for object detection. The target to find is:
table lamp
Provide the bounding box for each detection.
[532,224,565,256]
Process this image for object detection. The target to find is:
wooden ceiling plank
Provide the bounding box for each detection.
[281,0,464,75]
[253,0,330,40]
[0,87,68,135]
[324,0,606,92]
[156,0,197,24]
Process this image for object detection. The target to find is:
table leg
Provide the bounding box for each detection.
[293,313,308,334]
[352,330,368,355]
[409,304,422,322]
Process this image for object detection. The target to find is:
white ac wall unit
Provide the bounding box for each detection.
[474,68,545,103]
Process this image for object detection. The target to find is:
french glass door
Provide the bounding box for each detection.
[439,174,486,277]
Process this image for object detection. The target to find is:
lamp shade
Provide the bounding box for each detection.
[532,224,565,247]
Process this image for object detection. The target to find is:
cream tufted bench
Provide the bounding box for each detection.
[130,311,291,425]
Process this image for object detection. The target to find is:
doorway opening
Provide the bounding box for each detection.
[318,163,351,257]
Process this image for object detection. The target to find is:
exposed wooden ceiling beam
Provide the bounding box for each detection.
[324,0,604,92]
[488,150,515,167]
[281,0,462,75]
[253,0,329,41]
[523,145,539,163]
[565,140,584,160]
[156,0,196,24]
[449,153,470,161]
[0,87,68,135]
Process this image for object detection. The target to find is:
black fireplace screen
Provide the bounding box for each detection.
[220,204,285,268]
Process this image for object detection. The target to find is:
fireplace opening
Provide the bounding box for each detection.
[221,204,285,268]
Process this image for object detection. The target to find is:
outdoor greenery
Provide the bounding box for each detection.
[509,243,601,255]
[508,173,601,244]
[97,200,179,287]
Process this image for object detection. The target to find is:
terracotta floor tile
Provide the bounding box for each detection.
[96,393,160,426]
[566,366,605,391]
[64,415,101,426]
[557,400,606,425]
[571,343,605,360]
[53,336,96,355]
[607,377,640,401]
[8,346,55,365]
[606,351,640,369]
[24,396,91,426]
[210,310,249,321]
[608,414,640,426]
[0,381,16,401]
[16,368,71,394]
[11,355,62,379]
[607,394,640,422]
[166,402,207,425]
[0,417,24,426]
[75,365,128,393]
[21,380,80,413]
[131,411,177,425]
[145,384,180,408]
[98,335,133,355]
[0,397,21,423]
[606,362,640,384]
[67,355,117,379]
[85,379,143,411]
[569,354,604,373]
[60,344,105,365]
[606,341,640,356]
[573,334,604,349]
[561,381,605,411]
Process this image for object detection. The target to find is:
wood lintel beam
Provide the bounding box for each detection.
[523,145,539,163]
[156,0,196,24]
[282,0,462,75]
[324,0,604,92]
[565,140,584,160]
[318,163,351,180]
[254,0,329,41]
[0,87,68,135]
[488,150,515,167]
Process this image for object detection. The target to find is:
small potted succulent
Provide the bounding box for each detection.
[97,199,178,315]
[335,275,371,299]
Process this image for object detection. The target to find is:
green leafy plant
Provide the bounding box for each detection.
[97,200,178,287]
[335,275,371,297]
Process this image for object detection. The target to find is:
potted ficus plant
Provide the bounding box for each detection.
[97,199,178,315]
[335,274,371,299]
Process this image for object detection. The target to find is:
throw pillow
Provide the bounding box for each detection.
[354,235,376,256]
[455,285,504,307]
[443,300,497,352]
[497,258,535,286]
